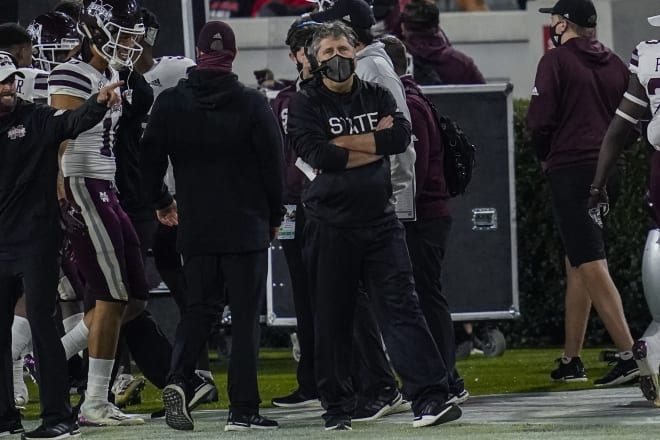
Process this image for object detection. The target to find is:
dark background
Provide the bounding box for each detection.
[2,0,202,57]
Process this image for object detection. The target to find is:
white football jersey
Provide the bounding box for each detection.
[16,67,49,103]
[49,59,121,180]
[630,41,660,147]
[143,56,196,194]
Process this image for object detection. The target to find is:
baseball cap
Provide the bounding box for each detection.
[649,15,660,27]
[539,0,597,28]
[197,21,236,53]
[309,0,376,30]
[0,51,24,82]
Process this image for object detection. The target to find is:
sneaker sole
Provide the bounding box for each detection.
[594,369,640,387]
[224,423,279,432]
[163,385,194,431]
[412,403,462,428]
[115,378,146,408]
[271,399,321,408]
[324,424,352,431]
[551,377,589,383]
[22,430,81,440]
[633,340,660,406]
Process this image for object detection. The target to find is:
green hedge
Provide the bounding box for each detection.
[500,99,652,347]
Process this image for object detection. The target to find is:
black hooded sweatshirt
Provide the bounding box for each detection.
[141,69,284,255]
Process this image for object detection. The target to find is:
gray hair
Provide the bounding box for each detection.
[309,21,357,62]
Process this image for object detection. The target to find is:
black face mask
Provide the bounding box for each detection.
[550,22,564,48]
[320,54,355,83]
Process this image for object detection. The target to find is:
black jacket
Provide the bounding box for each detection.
[115,69,154,221]
[0,96,109,259]
[288,77,411,227]
[141,69,284,255]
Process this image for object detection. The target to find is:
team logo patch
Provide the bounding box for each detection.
[99,191,110,203]
[8,125,26,140]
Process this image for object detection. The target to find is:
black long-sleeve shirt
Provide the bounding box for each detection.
[141,70,284,255]
[0,96,109,259]
[288,77,411,226]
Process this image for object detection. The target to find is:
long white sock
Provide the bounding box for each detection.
[11,316,31,360]
[86,358,115,403]
[12,359,27,396]
[62,313,84,334]
[61,320,89,360]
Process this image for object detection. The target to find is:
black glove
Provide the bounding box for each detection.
[59,199,87,235]
[587,185,609,229]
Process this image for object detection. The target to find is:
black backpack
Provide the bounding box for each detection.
[406,85,476,197]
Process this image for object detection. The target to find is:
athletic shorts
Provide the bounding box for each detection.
[64,176,149,306]
[547,162,619,267]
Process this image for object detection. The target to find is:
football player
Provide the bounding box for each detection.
[589,14,660,406]
[49,0,147,426]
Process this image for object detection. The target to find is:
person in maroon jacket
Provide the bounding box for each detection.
[381,35,468,405]
[526,0,640,387]
[400,0,485,86]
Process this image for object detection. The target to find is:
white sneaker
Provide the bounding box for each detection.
[81,399,145,426]
[634,321,660,406]
[111,374,146,408]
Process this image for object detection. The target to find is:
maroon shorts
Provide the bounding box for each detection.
[65,176,148,304]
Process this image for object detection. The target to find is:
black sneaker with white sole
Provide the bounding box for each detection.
[353,387,405,421]
[412,401,462,428]
[21,420,80,439]
[447,389,470,405]
[594,357,639,387]
[324,414,352,431]
[271,389,320,408]
[0,416,24,436]
[188,372,217,411]
[550,357,588,382]
[224,411,278,431]
[162,383,194,431]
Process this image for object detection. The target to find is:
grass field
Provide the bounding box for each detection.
[20,347,633,419]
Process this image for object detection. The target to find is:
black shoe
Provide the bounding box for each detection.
[595,357,640,386]
[21,421,80,439]
[271,389,320,408]
[188,372,216,411]
[224,411,279,431]
[412,401,462,428]
[447,389,470,405]
[0,416,24,436]
[353,387,405,421]
[324,414,352,431]
[162,382,194,431]
[550,357,588,382]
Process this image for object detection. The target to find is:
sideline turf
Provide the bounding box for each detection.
[19,347,629,419]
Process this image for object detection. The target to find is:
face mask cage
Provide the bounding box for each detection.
[32,39,80,72]
[100,21,145,69]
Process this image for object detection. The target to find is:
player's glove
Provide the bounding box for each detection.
[59,198,87,235]
[587,185,609,229]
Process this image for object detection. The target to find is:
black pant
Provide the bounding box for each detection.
[303,218,449,418]
[279,205,317,397]
[169,250,267,415]
[404,217,464,394]
[0,252,71,425]
[282,205,397,400]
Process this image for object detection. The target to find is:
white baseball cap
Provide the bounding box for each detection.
[648,15,660,27]
[0,51,24,82]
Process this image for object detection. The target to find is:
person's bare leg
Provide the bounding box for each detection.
[564,257,591,358]
[87,300,125,359]
[578,259,634,351]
